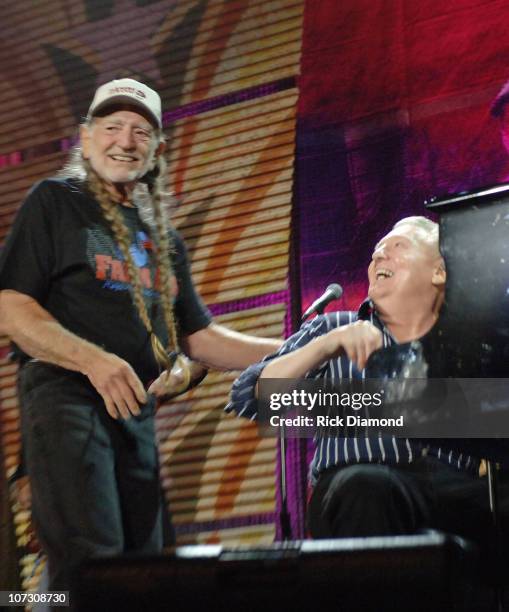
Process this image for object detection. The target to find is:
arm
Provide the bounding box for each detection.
[0,183,146,419]
[169,230,281,371]
[0,290,147,419]
[148,230,280,396]
[181,322,283,370]
[225,319,383,420]
[261,320,383,379]
[147,324,281,401]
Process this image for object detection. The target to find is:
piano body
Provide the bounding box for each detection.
[366,185,509,462]
[426,184,509,379]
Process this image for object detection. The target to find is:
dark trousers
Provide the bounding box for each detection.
[18,361,164,596]
[308,458,509,584]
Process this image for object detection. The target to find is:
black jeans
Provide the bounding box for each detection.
[18,361,164,596]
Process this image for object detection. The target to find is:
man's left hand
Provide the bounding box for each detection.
[148,358,207,401]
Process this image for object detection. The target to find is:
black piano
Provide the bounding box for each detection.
[366,185,509,463]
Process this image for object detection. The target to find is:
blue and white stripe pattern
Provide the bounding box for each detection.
[225,301,479,482]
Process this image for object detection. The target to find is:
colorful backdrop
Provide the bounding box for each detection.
[3,0,509,595]
[0,0,304,593]
[296,0,509,311]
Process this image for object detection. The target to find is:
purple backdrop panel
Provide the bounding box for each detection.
[297,0,509,312]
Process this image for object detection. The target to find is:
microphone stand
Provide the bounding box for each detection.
[278,302,329,541]
[278,427,292,540]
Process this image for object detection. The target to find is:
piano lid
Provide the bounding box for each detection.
[425,182,509,212]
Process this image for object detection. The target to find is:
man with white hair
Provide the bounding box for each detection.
[0,78,281,594]
[227,216,505,547]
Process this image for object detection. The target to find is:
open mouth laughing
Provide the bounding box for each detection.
[375,268,394,280]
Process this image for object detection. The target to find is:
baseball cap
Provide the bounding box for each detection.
[87,78,162,128]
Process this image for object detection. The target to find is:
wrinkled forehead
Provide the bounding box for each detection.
[92,103,158,131]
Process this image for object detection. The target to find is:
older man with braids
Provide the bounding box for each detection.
[0,79,281,594]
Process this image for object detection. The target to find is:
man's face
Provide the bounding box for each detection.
[367,225,442,306]
[80,109,161,186]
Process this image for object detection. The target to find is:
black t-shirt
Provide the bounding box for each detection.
[0,178,212,384]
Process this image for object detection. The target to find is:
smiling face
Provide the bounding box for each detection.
[367,223,444,309]
[80,108,163,190]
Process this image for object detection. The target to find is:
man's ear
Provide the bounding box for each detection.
[148,140,166,171]
[432,258,446,287]
[80,125,91,159]
[155,140,166,156]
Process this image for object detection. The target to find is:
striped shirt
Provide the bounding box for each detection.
[225,301,479,483]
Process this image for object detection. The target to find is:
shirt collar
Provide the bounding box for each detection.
[357,298,397,345]
[357,298,374,320]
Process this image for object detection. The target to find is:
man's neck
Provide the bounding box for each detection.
[376,302,438,343]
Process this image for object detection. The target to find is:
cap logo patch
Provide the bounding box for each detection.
[107,86,146,99]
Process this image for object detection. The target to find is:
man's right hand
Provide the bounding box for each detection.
[83,352,147,419]
[323,320,383,370]
[0,290,147,419]
[260,319,384,381]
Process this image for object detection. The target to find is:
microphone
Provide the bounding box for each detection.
[301,283,343,322]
